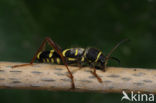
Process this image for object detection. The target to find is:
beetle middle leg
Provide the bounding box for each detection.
[65,58,83,74]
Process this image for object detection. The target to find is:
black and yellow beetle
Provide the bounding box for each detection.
[12,37,128,89]
[36,47,120,71]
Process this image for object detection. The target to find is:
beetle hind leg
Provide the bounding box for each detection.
[11,37,75,89]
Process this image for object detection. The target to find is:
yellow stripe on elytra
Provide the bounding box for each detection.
[68,58,76,61]
[37,52,42,59]
[75,49,78,56]
[62,49,70,56]
[95,52,102,62]
[56,58,61,64]
[49,50,54,58]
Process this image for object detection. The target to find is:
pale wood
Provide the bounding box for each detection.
[0,62,156,94]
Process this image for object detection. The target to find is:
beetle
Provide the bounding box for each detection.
[12,37,128,89]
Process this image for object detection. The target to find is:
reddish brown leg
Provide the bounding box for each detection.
[12,63,34,68]
[12,37,75,89]
[91,67,102,83]
[12,37,47,68]
[70,61,83,74]
[77,60,82,69]
[104,58,108,71]
[89,63,102,83]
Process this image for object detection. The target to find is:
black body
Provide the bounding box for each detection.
[36,47,109,70]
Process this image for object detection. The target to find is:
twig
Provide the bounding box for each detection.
[0,62,156,94]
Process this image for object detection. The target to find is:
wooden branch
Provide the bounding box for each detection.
[0,62,156,94]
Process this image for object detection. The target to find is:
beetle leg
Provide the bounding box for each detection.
[12,37,75,89]
[90,63,102,83]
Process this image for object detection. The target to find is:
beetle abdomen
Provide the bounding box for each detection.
[36,50,62,64]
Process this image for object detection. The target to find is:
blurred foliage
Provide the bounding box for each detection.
[0,0,156,103]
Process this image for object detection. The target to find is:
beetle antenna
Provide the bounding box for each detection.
[104,39,129,68]
[109,56,120,65]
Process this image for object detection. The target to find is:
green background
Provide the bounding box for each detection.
[0,0,155,103]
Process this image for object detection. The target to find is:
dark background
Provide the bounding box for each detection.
[0,0,156,103]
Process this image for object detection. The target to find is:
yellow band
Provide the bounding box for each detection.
[95,52,102,62]
[62,49,70,56]
[37,52,42,59]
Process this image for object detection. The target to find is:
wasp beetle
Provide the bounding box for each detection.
[12,37,128,89]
